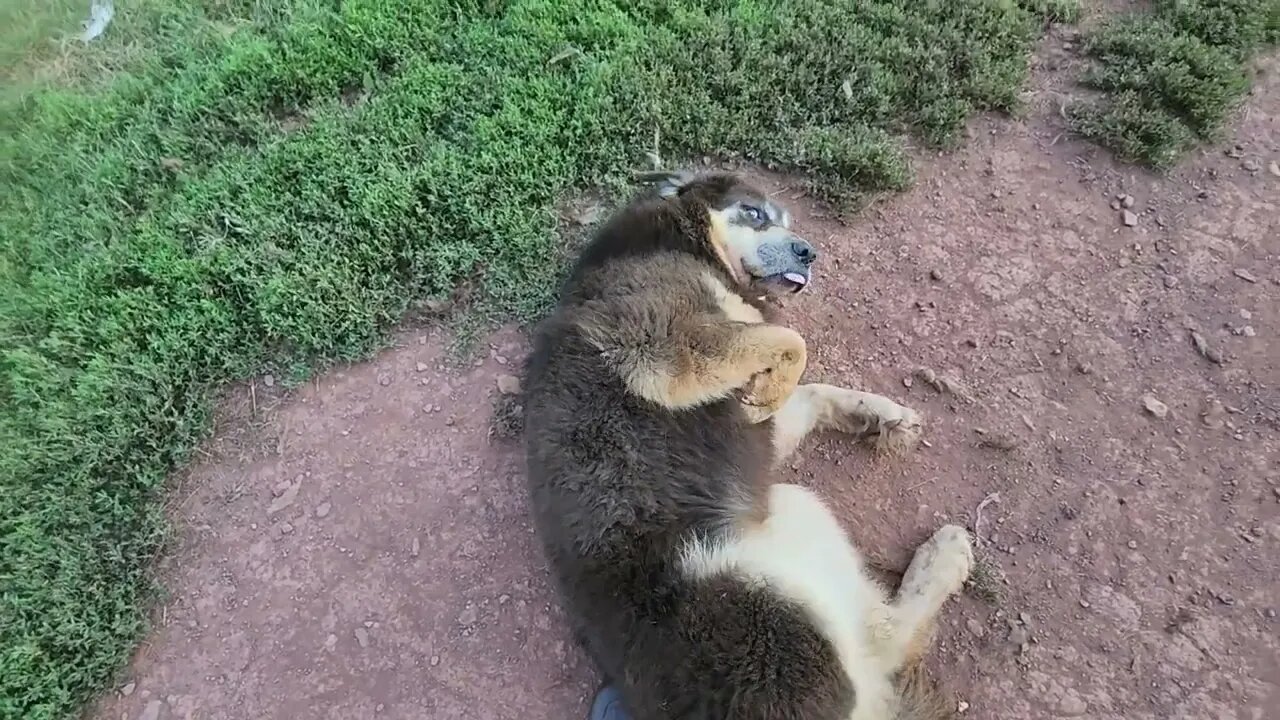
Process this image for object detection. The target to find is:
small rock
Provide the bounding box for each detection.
[1266,609,1276,619]
[1059,693,1087,716]
[1008,625,1029,646]
[1127,540,1137,549]
[1239,308,1253,320]
[1238,325,1256,338]
[324,634,338,652]
[966,618,987,638]
[902,376,914,389]
[930,268,945,281]
[262,374,275,388]
[268,482,300,515]
[120,682,136,697]
[410,537,421,557]
[430,654,441,667]
[278,522,294,535]
[1242,159,1260,172]
[415,362,429,373]
[378,374,392,386]
[1233,268,1258,283]
[458,605,479,626]
[1163,275,1178,288]
[1080,599,1092,609]
[139,701,163,720]
[1119,194,1135,209]
[1109,198,1121,211]
[1075,361,1093,375]
[1201,400,1226,429]
[354,628,370,648]
[1269,161,1280,178]
[958,700,970,713]
[314,502,331,518]
[1018,612,1032,626]
[1142,395,1168,419]
[1121,210,1138,227]
[496,374,521,395]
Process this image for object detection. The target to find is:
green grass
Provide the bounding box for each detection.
[1,1,1067,717]
[1070,0,1280,168]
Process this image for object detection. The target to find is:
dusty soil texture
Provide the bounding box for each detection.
[94,41,1279,720]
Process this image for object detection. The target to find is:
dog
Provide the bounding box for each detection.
[522,171,973,719]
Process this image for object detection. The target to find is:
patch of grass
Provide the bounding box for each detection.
[1071,0,1280,168]
[1,1,1068,718]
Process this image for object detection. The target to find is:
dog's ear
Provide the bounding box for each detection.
[634,170,695,198]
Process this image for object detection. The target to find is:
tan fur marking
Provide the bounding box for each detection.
[705,211,741,284]
[701,273,764,324]
[620,322,806,411]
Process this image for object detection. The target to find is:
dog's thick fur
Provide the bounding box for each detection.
[523,173,972,719]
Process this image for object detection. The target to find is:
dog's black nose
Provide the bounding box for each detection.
[791,240,817,266]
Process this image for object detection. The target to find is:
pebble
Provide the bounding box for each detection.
[930,268,944,281]
[1233,268,1258,283]
[120,682,136,697]
[430,654,441,667]
[1075,361,1093,375]
[958,700,970,713]
[279,522,294,535]
[263,374,275,388]
[1080,599,1092,608]
[378,374,392,386]
[902,376,913,389]
[1059,694,1088,715]
[139,701,163,720]
[410,537,421,557]
[1119,194,1135,209]
[1121,210,1138,227]
[1127,540,1137,549]
[1163,275,1178,288]
[966,618,986,638]
[497,374,522,395]
[354,628,370,648]
[314,502,332,519]
[268,482,300,515]
[1142,395,1169,419]
[1242,159,1260,172]
[415,362,429,373]
[458,605,479,626]
[1008,625,1029,646]
[1270,161,1280,177]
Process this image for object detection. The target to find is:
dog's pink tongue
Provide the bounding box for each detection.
[784,272,808,286]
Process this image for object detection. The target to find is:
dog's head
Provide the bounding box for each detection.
[638,170,817,294]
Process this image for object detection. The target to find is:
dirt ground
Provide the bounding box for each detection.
[93,37,1279,720]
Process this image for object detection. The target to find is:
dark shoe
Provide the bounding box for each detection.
[588,684,631,720]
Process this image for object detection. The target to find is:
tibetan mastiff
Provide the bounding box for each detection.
[523,171,973,720]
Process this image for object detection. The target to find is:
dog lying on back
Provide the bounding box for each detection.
[523,172,973,719]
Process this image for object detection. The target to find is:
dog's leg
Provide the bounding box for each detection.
[770,383,923,463]
[882,525,973,669]
[611,320,807,416]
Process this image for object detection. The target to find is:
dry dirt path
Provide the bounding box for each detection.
[94,46,1279,720]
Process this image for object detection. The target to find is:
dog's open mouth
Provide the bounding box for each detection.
[764,271,810,294]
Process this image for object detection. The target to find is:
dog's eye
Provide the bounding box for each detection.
[741,205,764,224]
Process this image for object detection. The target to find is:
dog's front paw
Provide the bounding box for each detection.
[739,368,798,423]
